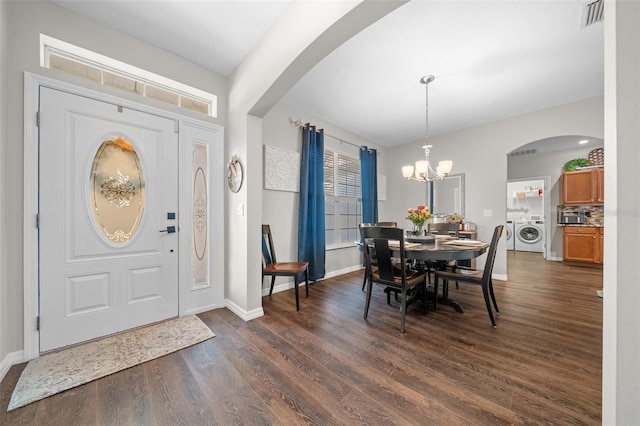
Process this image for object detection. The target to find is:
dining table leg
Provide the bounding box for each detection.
[430,279,464,313]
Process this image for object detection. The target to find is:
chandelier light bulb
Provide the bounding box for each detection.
[415,160,429,175]
[402,165,415,178]
[438,160,453,175]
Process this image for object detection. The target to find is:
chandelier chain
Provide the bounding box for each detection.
[425,77,429,146]
[401,74,452,183]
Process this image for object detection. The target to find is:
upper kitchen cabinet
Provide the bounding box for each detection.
[562,169,604,205]
[595,168,604,203]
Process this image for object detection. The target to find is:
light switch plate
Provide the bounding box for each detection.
[484,209,493,217]
[237,204,244,216]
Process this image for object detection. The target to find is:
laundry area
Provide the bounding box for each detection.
[507,179,545,255]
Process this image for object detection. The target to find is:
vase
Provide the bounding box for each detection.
[413,223,424,236]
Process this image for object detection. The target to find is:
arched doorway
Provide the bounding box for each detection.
[507,135,604,262]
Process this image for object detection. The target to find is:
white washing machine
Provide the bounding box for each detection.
[515,220,545,252]
[506,220,515,250]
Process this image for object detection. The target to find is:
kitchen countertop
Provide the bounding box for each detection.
[558,223,604,227]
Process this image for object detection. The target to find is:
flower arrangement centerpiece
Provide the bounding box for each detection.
[406,205,431,235]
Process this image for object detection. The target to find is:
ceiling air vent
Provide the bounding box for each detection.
[509,148,539,157]
[580,0,604,29]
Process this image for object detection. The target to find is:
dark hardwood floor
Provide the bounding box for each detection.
[1,251,602,425]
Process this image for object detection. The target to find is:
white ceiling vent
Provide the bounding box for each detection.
[509,148,539,157]
[580,0,604,29]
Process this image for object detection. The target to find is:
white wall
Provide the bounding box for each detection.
[602,0,640,422]
[508,145,602,260]
[261,102,387,292]
[1,1,227,361]
[0,0,8,373]
[383,97,604,277]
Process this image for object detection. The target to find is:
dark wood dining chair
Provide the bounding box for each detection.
[434,225,504,327]
[262,224,309,311]
[360,222,397,291]
[418,222,460,286]
[360,226,427,333]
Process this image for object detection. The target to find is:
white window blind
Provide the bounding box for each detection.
[324,149,362,249]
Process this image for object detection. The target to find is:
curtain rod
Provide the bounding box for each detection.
[291,119,380,154]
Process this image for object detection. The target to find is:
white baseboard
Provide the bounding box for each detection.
[225,298,264,321]
[493,273,508,281]
[0,350,24,383]
[183,303,222,316]
[324,265,363,279]
[548,256,563,262]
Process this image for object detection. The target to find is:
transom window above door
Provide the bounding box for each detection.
[40,34,217,117]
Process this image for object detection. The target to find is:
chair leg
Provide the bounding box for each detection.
[294,278,300,311]
[422,278,427,315]
[363,277,373,319]
[433,276,439,311]
[304,270,309,298]
[361,271,367,291]
[400,287,407,333]
[488,278,499,314]
[269,276,276,295]
[482,283,497,328]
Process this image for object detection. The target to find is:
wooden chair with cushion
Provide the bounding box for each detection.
[434,225,504,327]
[360,226,427,333]
[360,222,398,291]
[262,224,309,311]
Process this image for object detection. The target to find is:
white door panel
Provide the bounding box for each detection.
[39,87,179,352]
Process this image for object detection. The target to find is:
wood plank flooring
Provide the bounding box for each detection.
[1,252,602,425]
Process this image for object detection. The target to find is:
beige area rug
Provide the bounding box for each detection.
[8,315,214,411]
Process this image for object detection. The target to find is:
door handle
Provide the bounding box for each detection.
[159,226,176,234]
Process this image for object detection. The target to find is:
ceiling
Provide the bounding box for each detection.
[49,1,604,149]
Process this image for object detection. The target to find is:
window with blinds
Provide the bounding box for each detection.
[324,149,362,249]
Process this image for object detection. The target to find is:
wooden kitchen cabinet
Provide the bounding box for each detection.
[563,226,604,265]
[595,168,604,204]
[596,227,604,264]
[562,169,604,204]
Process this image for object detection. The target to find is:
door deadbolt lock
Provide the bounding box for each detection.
[160,226,176,234]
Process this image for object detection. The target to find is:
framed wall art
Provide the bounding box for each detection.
[264,145,300,192]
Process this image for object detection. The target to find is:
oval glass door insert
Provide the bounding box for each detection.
[193,166,208,260]
[90,136,145,244]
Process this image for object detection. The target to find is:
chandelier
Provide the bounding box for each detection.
[402,75,453,182]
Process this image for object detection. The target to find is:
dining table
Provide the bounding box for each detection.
[388,235,489,313]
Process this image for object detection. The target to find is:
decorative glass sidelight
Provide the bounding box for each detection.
[192,142,209,286]
[90,136,144,244]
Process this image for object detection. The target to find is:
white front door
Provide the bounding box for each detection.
[39,87,179,352]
